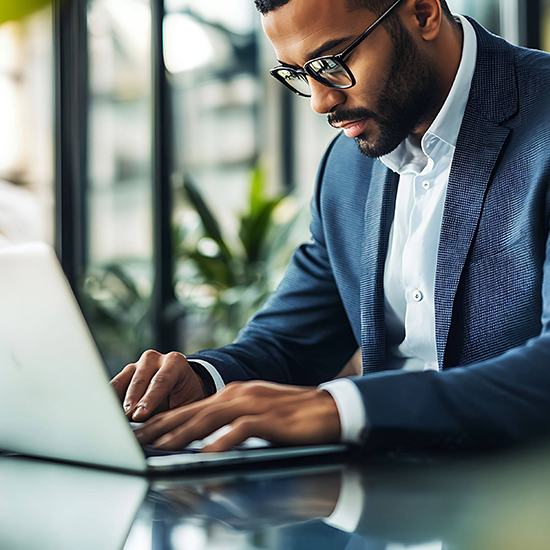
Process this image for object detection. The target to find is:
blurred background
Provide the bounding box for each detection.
[0,0,548,376]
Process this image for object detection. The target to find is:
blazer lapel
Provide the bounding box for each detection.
[435,116,510,367]
[434,19,518,368]
[361,162,398,374]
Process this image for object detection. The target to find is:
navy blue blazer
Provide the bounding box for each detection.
[190,19,550,450]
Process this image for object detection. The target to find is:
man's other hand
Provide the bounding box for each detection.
[110,350,206,421]
[134,381,341,452]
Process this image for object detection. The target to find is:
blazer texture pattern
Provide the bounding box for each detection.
[189,18,550,450]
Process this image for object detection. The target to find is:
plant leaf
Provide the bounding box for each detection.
[249,166,265,218]
[183,178,233,262]
[188,251,234,288]
[239,197,284,263]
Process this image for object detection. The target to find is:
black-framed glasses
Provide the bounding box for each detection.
[269,0,404,97]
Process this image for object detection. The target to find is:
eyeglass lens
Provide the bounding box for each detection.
[306,58,352,87]
[274,58,352,96]
[276,68,311,96]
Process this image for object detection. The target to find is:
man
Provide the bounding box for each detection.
[112,0,550,453]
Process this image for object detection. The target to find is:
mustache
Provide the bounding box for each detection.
[328,108,378,128]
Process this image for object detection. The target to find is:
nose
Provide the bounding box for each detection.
[309,78,346,114]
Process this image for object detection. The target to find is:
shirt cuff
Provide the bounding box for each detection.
[319,378,368,444]
[188,359,226,392]
[323,469,365,533]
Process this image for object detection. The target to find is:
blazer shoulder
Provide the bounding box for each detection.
[514,43,550,73]
[513,45,550,119]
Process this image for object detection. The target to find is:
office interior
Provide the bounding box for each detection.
[2,0,548,376]
[2,1,550,549]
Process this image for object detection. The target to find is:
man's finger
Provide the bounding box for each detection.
[137,386,303,446]
[132,352,195,422]
[110,364,136,403]
[202,416,271,453]
[131,363,181,420]
[134,398,212,444]
[148,400,252,450]
[148,402,239,449]
[122,350,162,416]
[135,382,246,442]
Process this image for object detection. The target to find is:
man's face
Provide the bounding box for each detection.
[262,0,443,157]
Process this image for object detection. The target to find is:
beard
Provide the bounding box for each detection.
[328,20,443,158]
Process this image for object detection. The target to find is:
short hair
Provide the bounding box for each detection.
[254,0,457,25]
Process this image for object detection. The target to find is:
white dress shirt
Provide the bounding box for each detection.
[193,15,477,446]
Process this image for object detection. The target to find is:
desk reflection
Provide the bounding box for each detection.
[139,447,550,550]
[5,445,550,550]
[0,456,147,550]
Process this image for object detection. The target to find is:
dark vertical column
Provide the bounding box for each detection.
[280,89,296,193]
[517,0,541,49]
[53,0,89,289]
[151,0,179,352]
[525,0,541,50]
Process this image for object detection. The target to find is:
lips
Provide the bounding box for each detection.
[338,119,368,139]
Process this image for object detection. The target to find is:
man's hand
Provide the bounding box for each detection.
[134,381,341,452]
[110,350,206,421]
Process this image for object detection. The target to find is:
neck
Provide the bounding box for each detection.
[411,18,464,142]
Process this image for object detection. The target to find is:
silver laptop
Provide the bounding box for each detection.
[0,243,347,474]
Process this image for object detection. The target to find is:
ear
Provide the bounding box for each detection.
[412,0,442,41]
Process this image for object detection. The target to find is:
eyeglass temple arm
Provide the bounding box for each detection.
[337,0,405,59]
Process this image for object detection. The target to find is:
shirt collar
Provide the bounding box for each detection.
[380,14,478,174]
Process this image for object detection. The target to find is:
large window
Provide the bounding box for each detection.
[84,0,155,374]
[0,7,54,248]
[0,0,543,378]
[167,0,309,352]
[450,0,501,34]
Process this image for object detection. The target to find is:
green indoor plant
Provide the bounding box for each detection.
[174,167,305,350]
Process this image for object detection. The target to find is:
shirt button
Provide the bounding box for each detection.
[422,180,431,190]
[412,290,423,302]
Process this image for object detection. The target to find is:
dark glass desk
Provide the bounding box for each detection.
[3,443,550,549]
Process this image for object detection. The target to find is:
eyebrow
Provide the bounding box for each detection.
[277,36,354,68]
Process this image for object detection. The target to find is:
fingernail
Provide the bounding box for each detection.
[124,402,131,413]
[132,403,146,418]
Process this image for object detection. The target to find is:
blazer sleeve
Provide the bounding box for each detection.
[187,137,359,386]
[352,221,550,451]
